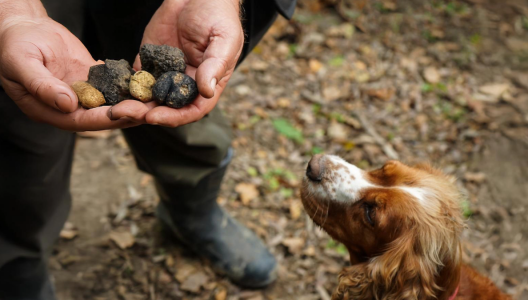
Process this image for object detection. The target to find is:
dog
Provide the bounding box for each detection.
[300,155,511,300]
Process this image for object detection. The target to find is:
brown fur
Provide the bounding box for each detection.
[301,159,511,300]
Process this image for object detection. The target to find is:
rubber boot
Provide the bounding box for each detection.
[155,149,277,288]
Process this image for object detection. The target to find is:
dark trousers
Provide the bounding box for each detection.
[0,0,284,299]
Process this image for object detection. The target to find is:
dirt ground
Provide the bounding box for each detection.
[51,0,528,299]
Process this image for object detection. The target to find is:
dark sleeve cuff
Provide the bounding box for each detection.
[274,0,296,19]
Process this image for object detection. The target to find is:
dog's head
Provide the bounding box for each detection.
[301,155,465,300]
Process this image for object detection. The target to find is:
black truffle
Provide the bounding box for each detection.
[87,59,134,105]
[139,44,186,78]
[152,71,199,108]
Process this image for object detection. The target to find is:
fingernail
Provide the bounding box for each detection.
[107,107,118,120]
[210,78,217,94]
[56,94,73,113]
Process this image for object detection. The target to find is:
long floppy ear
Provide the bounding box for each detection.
[368,227,462,300]
[332,264,373,300]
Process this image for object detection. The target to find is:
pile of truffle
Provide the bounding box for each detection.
[72,44,199,109]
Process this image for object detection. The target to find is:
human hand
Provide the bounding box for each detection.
[112,0,244,127]
[0,1,150,131]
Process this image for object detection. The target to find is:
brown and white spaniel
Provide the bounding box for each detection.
[301,155,511,300]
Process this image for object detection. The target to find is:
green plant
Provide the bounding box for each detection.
[272,118,304,144]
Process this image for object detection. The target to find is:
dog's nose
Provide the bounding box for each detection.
[306,154,324,181]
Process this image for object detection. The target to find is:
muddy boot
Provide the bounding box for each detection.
[155,149,277,288]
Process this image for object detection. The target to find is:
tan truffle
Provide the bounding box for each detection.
[129,71,156,102]
[72,81,105,109]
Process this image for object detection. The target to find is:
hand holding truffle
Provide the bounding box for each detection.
[0,0,149,131]
[127,0,244,127]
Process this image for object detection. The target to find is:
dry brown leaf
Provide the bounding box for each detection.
[423,67,441,84]
[365,88,395,101]
[282,237,305,255]
[175,263,197,283]
[464,172,486,183]
[479,83,510,98]
[60,229,78,240]
[309,59,324,73]
[277,97,291,108]
[180,271,209,293]
[235,183,259,205]
[328,121,348,142]
[214,286,228,300]
[108,231,135,249]
[289,200,302,220]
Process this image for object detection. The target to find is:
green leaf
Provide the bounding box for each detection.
[421,83,433,92]
[280,188,294,198]
[311,147,324,155]
[461,199,472,218]
[329,55,345,67]
[272,118,304,143]
[247,167,258,177]
[336,244,349,255]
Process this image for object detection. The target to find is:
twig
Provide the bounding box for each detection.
[316,284,332,300]
[355,113,400,160]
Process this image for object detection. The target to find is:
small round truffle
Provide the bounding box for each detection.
[72,81,105,109]
[130,71,156,102]
[152,71,199,109]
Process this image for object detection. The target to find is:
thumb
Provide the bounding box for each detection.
[9,57,78,113]
[195,32,243,99]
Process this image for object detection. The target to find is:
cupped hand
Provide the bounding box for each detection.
[0,16,150,131]
[111,0,244,127]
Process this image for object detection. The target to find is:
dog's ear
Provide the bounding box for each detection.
[368,229,462,300]
[331,264,373,300]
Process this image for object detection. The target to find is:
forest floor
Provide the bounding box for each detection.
[52,0,528,299]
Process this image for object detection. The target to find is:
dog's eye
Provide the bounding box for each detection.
[364,204,375,226]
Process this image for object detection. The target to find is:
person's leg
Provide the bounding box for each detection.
[0,90,75,300]
[84,0,281,288]
[0,1,83,299]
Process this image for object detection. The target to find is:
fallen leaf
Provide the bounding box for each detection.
[282,237,305,255]
[108,231,135,249]
[277,97,291,108]
[328,121,348,142]
[366,88,395,101]
[59,222,78,240]
[423,67,441,84]
[479,83,510,98]
[303,246,316,257]
[235,183,259,205]
[464,172,486,183]
[60,229,78,240]
[175,262,197,283]
[214,286,228,300]
[309,59,324,73]
[289,200,302,220]
[180,271,209,293]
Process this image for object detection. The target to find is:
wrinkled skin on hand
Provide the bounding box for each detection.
[110,0,244,127]
[0,4,151,131]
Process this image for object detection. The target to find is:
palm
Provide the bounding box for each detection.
[131,0,243,127]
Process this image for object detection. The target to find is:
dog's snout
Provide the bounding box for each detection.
[306,154,324,181]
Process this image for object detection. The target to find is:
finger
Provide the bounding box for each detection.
[15,92,134,131]
[145,95,218,127]
[7,55,79,113]
[195,30,243,99]
[108,100,158,122]
[133,54,142,71]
